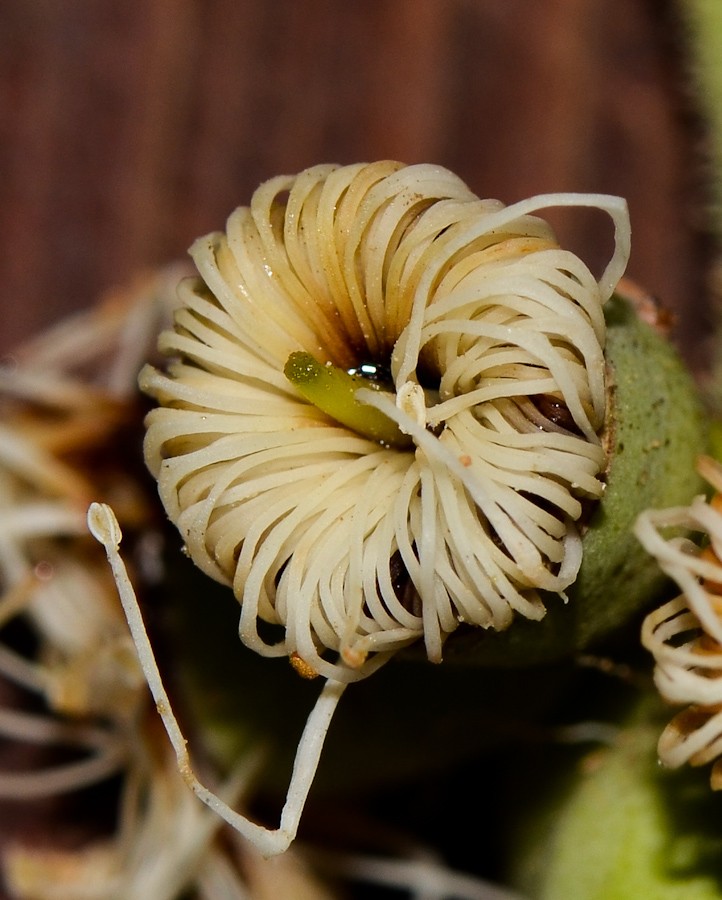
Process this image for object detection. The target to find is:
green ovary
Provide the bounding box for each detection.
[284,352,412,449]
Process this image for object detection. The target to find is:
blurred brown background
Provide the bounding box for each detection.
[0,0,716,366]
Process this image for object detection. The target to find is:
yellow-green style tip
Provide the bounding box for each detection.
[284,352,412,449]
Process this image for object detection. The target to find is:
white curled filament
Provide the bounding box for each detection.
[637,455,722,788]
[141,161,630,681]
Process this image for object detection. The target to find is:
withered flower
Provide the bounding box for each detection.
[0,275,342,896]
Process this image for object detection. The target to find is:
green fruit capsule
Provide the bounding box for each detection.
[507,696,722,900]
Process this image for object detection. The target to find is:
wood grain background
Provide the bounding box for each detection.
[0,0,715,366]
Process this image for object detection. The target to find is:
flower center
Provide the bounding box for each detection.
[283,351,413,449]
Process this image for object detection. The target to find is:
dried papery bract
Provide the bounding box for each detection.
[637,456,722,787]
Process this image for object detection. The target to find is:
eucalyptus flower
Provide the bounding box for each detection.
[104,161,633,855]
[140,161,630,681]
[637,455,722,788]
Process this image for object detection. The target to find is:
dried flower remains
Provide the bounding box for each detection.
[0,273,345,897]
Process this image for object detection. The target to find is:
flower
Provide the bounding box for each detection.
[637,455,722,788]
[141,161,630,681]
